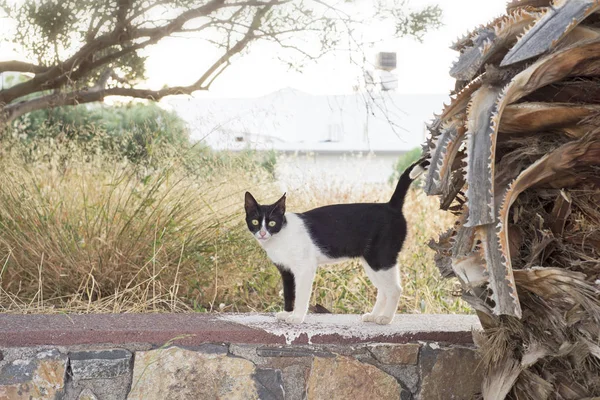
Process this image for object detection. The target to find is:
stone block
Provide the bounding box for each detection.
[229,344,262,364]
[253,368,285,400]
[282,364,308,400]
[400,388,413,400]
[69,349,132,381]
[306,355,400,400]
[419,345,482,400]
[127,346,260,399]
[368,343,420,365]
[195,343,228,355]
[0,349,67,399]
[256,346,333,358]
[63,374,133,400]
[77,388,99,400]
[229,344,318,370]
[378,364,420,393]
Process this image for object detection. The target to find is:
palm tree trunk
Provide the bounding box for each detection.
[424,1,600,398]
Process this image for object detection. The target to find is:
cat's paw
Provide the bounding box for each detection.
[361,313,376,322]
[285,313,305,324]
[375,315,394,325]
[275,311,291,321]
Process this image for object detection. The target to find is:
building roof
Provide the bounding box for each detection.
[167,88,447,153]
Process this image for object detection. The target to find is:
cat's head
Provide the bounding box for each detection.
[244,192,286,243]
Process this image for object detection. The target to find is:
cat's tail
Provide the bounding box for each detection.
[388,157,428,210]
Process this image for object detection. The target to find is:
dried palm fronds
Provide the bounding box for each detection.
[422,0,600,398]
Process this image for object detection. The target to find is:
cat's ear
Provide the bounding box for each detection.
[245,192,259,213]
[273,193,286,214]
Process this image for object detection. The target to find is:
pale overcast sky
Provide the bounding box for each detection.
[0,0,508,98]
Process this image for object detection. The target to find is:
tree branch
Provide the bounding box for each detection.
[3,83,199,123]
[42,38,157,92]
[0,61,49,74]
[0,0,229,104]
[3,3,274,123]
[116,0,131,30]
[133,0,227,37]
[191,4,271,91]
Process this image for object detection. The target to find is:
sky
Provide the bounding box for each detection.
[0,0,508,97]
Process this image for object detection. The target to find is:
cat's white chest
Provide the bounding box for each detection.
[260,213,321,268]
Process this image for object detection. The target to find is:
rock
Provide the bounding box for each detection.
[256,346,333,358]
[282,364,309,400]
[229,344,316,370]
[63,375,132,400]
[253,368,285,400]
[77,388,99,400]
[377,365,420,393]
[369,344,420,365]
[63,372,133,400]
[419,345,482,400]
[229,344,262,364]
[350,346,376,363]
[194,344,228,355]
[0,349,67,400]
[127,346,261,400]
[69,349,132,381]
[400,388,413,400]
[306,355,400,400]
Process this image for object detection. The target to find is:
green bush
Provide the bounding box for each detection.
[9,102,189,165]
[390,147,422,184]
[6,102,277,177]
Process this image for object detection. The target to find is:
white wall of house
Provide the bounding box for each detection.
[167,88,444,185]
[167,88,446,153]
[276,151,404,189]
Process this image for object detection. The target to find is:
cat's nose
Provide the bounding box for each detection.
[259,230,266,237]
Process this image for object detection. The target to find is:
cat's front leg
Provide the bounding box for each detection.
[284,266,316,324]
[274,264,295,321]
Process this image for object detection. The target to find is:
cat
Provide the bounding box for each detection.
[244,160,425,324]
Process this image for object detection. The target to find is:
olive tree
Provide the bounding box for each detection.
[0,0,441,125]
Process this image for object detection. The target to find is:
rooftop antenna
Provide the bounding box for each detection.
[362,52,398,92]
[376,52,398,91]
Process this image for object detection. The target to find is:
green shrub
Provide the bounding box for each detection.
[9,102,189,165]
[390,147,422,184]
[6,102,278,177]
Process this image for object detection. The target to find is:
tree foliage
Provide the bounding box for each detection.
[390,146,421,183]
[0,0,441,124]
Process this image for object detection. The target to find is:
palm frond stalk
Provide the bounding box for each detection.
[423,0,600,398]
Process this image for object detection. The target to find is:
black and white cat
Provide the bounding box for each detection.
[244,161,425,325]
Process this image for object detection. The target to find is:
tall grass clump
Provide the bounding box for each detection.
[0,125,276,313]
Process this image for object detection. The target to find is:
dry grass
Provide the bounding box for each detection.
[0,142,470,315]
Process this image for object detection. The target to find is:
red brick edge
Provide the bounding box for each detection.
[0,313,478,347]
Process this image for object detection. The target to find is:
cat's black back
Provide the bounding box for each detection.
[298,202,406,270]
[296,160,421,271]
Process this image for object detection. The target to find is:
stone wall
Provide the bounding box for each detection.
[0,313,482,400]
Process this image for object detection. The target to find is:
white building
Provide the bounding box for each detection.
[167,89,447,185]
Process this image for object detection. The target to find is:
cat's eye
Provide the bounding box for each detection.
[268,221,276,227]
[251,220,259,226]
